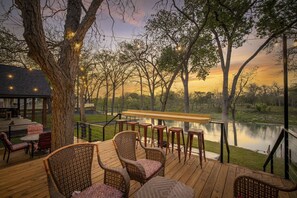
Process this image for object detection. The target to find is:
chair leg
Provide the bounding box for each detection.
[198,135,203,168]
[184,135,190,163]
[202,133,206,161]
[3,148,7,160]
[151,128,155,147]
[189,134,193,159]
[144,127,148,147]
[182,130,186,154]
[165,131,169,154]
[171,131,175,153]
[177,132,181,163]
[7,151,10,163]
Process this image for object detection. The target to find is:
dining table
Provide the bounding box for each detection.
[20,134,40,158]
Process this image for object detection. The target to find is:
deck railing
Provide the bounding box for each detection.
[263,128,297,181]
[76,113,121,142]
[76,121,104,142]
[210,121,230,163]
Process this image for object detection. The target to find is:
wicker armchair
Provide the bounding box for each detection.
[43,143,130,198]
[113,130,166,185]
[234,174,297,198]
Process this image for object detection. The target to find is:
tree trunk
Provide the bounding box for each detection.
[79,82,86,122]
[105,80,109,119]
[121,81,125,112]
[111,84,116,116]
[94,86,100,111]
[222,70,229,137]
[51,85,75,150]
[181,68,190,131]
[140,75,144,110]
[231,107,238,146]
[150,93,155,111]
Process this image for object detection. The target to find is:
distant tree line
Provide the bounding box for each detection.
[92,82,297,115]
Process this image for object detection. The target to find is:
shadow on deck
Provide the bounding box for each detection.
[0,140,296,197]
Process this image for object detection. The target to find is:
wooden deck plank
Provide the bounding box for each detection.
[211,163,229,198]
[199,161,222,197]
[1,140,296,198]
[222,163,236,198]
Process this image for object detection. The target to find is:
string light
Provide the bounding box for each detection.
[74,43,81,50]
[7,74,13,79]
[33,88,38,92]
[8,86,14,90]
[293,39,297,47]
[67,31,75,39]
[176,46,182,51]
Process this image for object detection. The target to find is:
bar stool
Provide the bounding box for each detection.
[152,125,169,153]
[168,127,185,163]
[126,121,139,131]
[115,119,127,135]
[184,128,206,168]
[138,123,152,147]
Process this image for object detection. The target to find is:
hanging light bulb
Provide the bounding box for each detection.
[293,39,297,47]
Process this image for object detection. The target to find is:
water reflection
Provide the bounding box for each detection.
[138,118,295,153]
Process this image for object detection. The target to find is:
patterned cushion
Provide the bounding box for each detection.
[27,124,43,134]
[71,183,123,198]
[11,142,28,151]
[137,159,162,178]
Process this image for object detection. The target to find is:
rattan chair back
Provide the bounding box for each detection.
[113,131,138,164]
[44,144,94,198]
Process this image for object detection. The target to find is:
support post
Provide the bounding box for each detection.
[32,97,35,121]
[283,34,289,179]
[42,98,47,127]
[24,98,27,118]
[220,123,224,163]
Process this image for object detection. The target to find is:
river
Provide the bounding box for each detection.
[138,118,297,154]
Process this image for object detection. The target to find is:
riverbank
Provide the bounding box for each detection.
[210,105,297,126]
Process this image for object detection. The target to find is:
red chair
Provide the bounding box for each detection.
[37,132,51,152]
[32,132,51,157]
[0,132,29,163]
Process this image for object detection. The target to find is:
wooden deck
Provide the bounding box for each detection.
[0,140,296,198]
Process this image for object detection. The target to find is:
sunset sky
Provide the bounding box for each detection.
[97,0,295,93]
[1,0,295,93]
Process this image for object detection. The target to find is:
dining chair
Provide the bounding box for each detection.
[43,143,130,198]
[0,132,29,163]
[113,130,166,185]
[31,131,51,157]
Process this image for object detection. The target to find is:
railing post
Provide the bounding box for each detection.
[270,157,274,174]
[283,34,289,179]
[119,113,122,119]
[284,131,289,179]
[220,123,224,163]
[103,127,105,141]
[88,124,92,142]
[76,122,79,143]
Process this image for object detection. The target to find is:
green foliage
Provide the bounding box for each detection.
[256,0,297,37]
[255,103,271,113]
[208,0,254,48]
